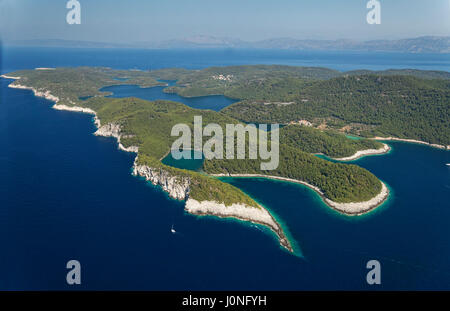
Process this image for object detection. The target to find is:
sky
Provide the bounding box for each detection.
[0,0,449,43]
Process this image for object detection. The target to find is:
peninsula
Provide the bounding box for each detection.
[3,64,448,253]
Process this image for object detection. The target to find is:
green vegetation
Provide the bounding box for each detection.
[136,154,258,207]
[9,67,164,105]
[11,65,438,207]
[85,97,239,159]
[85,95,383,203]
[280,125,384,158]
[145,65,449,146]
[222,75,450,145]
[79,96,264,208]
[11,66,448,148]
[203,144,382,203]
[153,65,340,98]
[346,69,450,80]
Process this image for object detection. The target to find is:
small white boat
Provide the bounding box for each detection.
[171,225,176,234]
[447,163,450,166]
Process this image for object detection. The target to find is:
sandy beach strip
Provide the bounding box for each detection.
[332,143,391,161]
[211,173,389,216]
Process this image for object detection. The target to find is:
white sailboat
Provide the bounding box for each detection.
[171,224,176,234]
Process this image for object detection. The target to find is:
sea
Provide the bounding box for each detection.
[0,46,449,290]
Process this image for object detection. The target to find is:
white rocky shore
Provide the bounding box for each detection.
[3,77,138,153]
[2,75,293,252]
[333,143,391,161]
[373,136,450,150]
[132,159,293,252]
[7,83,60,103]
[211,173,389,216]
[3,77,63,105]
[324,182,388,215]
[94,122,139,153]
[132,158,190,200]
[53,104,96,115]
[1,74,21,80]
[185,198,292,251]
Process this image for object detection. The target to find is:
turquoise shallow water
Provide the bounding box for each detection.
[1,47,449,290]
[162,150,204,171]
[219,143,450,289]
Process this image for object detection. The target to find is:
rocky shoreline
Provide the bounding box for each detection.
[185,199,293,252]
[2,77,294,252]
[7,82,60,103]
[2,77,138,153]
[332,143,391,161]
[132,158,191,201]
[1,74,22,79]
[94,122,139,153]
[211,174,389,216]
[4,76,64,107]
[132,159,293,252]
[3,74,390,251]
[372,136,450,150]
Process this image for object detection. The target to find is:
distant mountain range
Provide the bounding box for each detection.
[6,35,450,53]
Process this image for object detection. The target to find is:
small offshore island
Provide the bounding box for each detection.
[2,65,449,253]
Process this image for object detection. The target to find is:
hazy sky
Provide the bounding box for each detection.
[0,0,449,43]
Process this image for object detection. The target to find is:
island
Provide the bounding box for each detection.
[2,65,449,253]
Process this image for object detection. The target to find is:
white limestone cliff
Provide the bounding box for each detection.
[94,122,139,153]
[132,158,190,200]
[132,158,293,252]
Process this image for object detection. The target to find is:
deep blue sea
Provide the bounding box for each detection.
[1,47,449,290]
